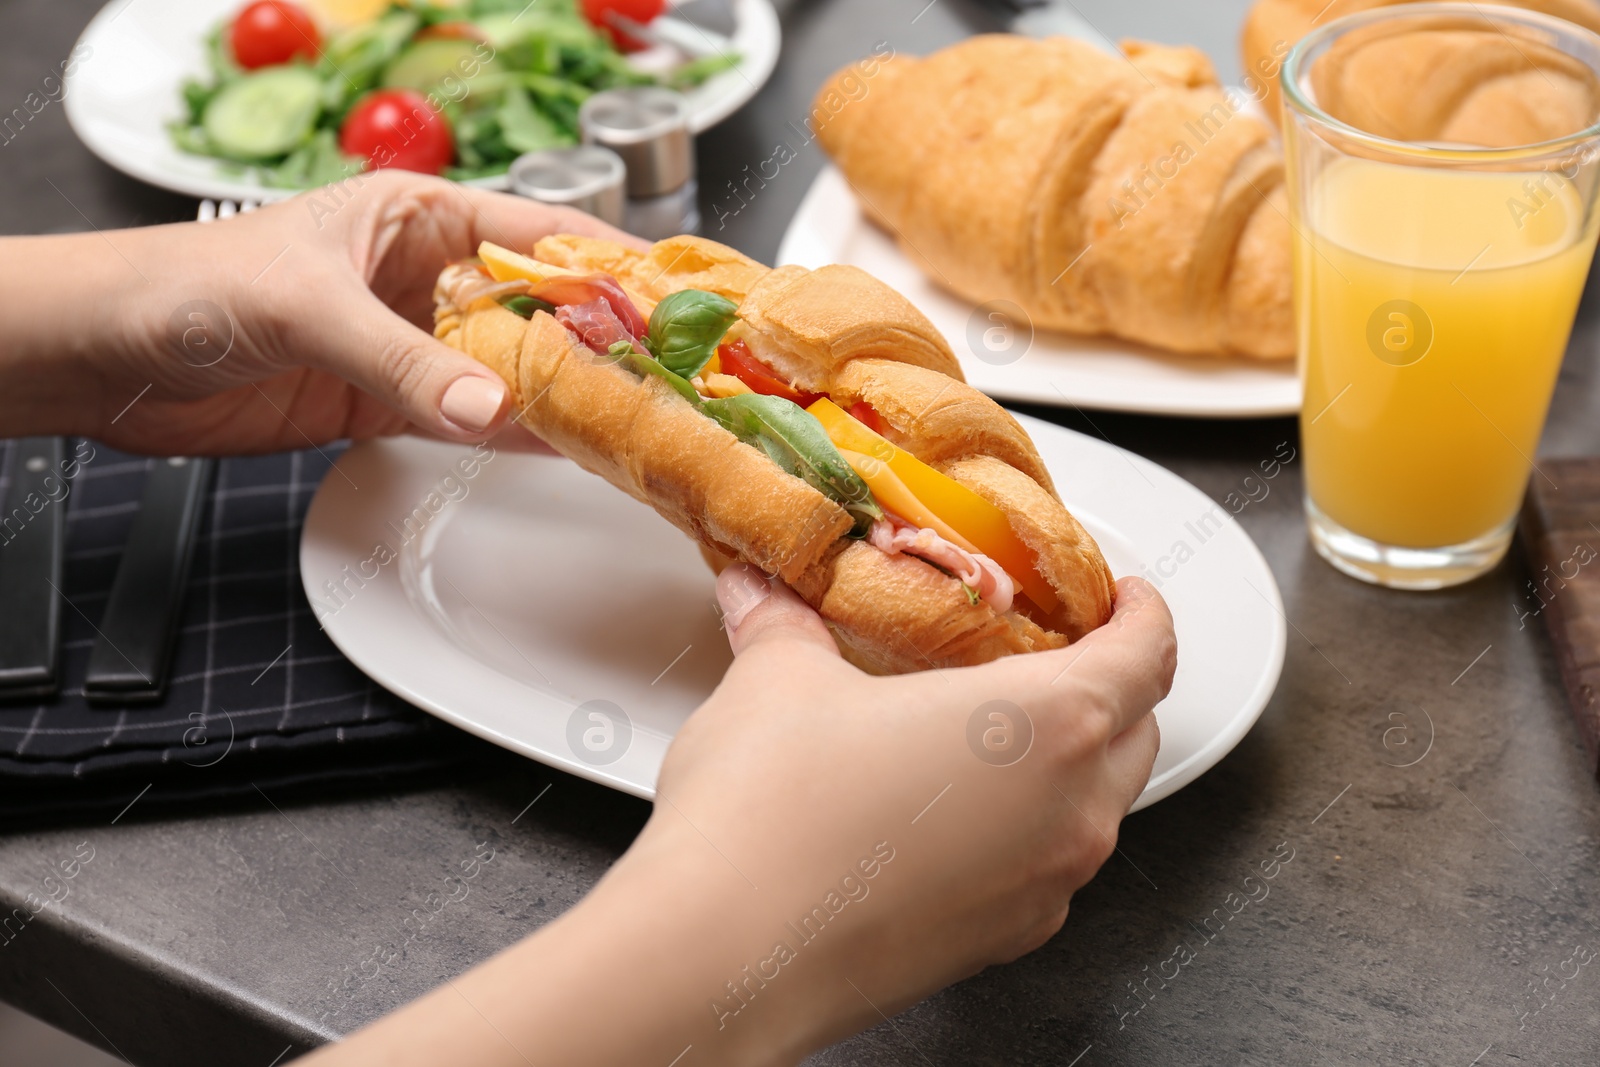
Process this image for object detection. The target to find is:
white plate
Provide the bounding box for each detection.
[63,0,780,203]
[302,420,1285,811]
[777,167,1302,419]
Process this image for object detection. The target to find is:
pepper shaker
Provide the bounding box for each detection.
[508,145,628,228]
[578,87,700,240]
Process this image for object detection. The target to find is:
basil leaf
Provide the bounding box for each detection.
[607,341,702,406]
[602,341,880,536]
[646,289,739,378]
[501,294,557,319]
[700,393,882,536]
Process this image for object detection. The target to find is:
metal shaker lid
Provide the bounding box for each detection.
[508,145,627,228]
[579,87,694,198]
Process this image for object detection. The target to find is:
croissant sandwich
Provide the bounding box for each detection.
[813,36,1294,361]
[433,235,1115,674]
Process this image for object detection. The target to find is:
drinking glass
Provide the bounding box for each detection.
[1281,3,1600,588]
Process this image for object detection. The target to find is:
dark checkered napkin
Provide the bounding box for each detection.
[0,439,482,818]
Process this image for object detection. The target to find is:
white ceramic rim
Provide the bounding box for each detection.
[301,420,1287,812]
[61,0,781,203]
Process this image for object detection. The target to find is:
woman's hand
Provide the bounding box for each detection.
[643,569,1171,1059]
[304,573,1172,1067]
[0,170,632,455]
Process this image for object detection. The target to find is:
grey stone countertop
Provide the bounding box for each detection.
[3,0,1599,1064]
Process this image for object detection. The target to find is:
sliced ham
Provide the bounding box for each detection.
[530,274,648,339]
[556,299,642,356]
[437,266,650,351]
[869,514,1014,614]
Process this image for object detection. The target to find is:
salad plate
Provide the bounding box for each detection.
[302,421,1286,812]
[778,166,1303,419]
[63,0,780,203]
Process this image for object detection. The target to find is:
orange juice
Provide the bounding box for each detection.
[1295,158,1597,548]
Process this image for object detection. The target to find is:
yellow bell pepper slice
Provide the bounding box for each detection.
[810,399,1057,611]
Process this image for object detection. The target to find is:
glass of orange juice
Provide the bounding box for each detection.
[1282,3,1600,588]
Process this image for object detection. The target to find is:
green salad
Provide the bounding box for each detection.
[169,0,738,188]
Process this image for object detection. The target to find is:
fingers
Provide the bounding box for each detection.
[321,289,512,442]
[957,576,1178,737]
[1104,711,1161,813]
[715,564,839,659]
[300,174,637,441]
[455,184,649,252]
[1058,577,1178,734]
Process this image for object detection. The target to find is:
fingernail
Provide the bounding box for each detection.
[716,565,770,632]
[441,376,507,433]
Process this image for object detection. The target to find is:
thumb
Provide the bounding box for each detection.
[715,564,839,658]
[318,290,511,442]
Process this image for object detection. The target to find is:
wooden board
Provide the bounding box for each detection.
[1521,458,1600,778]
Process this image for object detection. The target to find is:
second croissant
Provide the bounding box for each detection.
[813,35,1294,361]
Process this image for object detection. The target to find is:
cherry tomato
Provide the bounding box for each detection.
[717,341,821,406]
[581,0,667,52]
[339,90,455,175]
[229,1,321,70]
[847,400,885,434]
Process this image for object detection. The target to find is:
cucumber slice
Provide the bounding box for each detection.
[201,66,323,161]
[382,39,493,97]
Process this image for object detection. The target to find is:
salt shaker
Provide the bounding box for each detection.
[578,87,700,239]
[508,145,627,228]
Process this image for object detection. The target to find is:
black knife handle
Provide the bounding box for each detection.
[0,438,68,700]
[84,457,215,705]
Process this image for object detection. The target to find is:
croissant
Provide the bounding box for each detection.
[812,35,1293,361]
[434,235,1115,674]
[1241,0,1600,126]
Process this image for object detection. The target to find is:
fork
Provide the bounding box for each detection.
[196,198,259,222]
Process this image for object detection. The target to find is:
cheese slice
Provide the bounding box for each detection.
[479,241,553,285]
[835,448,977,554]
